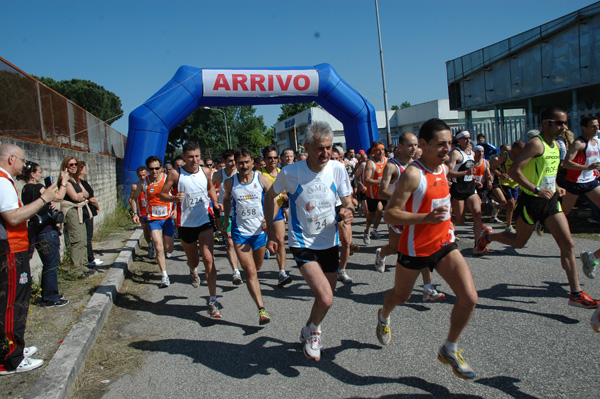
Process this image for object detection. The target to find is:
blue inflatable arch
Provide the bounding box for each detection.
[122,63,379,188]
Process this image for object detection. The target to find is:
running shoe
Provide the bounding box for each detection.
[189,271,200,288]
[258,308,270,325]
[23,346,38,358]
[423,288,446,303]
[208,301,222,318]
[303,329,322,361]
[363,230,371,245]
[232,269,243,285]
[591,307,600,332]
[535,221,544,236]
[300,325,310,343]
[568,291,600,309]
[375,248,386,273]
[147,242,156,259]
[437,345,476,380]
[166,252,172,259]
[371,230,381,239]
[264,249,270,260]
[278,271,292,287]
[505,225,515,233]
[376,307,391,346]
[581,251,598,279]
[476,225,493,254]
[472,246,489,256]
[337,269,353,284]
[349,243,360,256]
[491,217,502,223]
[159,275,170,288]
[0,357,43,375]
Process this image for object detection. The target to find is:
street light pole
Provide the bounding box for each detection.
[204,106,231,149]
[375,0,392,147]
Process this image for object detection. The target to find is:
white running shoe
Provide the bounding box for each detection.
[208,301,222,318]
[337,269,353,283]
[0,357,43,375]
[159,275,170,288]
[363,231,371,245]
[23,346,37,358]
[303,329,322,361]
[375,248,386,273]
[232,269,243,285]
[423,288,446,302]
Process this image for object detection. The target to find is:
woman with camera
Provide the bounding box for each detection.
[20,162,70,307]
[60,156,94,278]
[77,161,103,268]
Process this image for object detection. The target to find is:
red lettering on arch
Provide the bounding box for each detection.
[232,74,249,91]
[268,75,274,91]
[212,74,231,91]
[293,75,310,91]
[250,74,266,91]
[276,75,292,91]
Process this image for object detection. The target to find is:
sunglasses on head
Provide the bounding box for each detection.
[546,119,567,127]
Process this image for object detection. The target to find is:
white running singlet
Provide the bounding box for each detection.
[231,172,265,237]
[176,166,211,228]
[272,160,352,250]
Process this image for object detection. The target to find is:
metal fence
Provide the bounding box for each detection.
[452,118,530,147]
[0,57,126,157]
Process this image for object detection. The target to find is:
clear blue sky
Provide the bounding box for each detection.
[1,0,595,135]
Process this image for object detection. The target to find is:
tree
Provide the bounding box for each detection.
[277,102,318,122]
[400,101,412,109]
[391,105,400,110]
[35,77,123,125]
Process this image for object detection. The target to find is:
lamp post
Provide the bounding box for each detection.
[375,0,392,147]
[204,106,231,149]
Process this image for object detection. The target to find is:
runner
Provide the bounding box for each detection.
[375,118,478,380]
[446,130,485,255]
[160,142,224,317]
[375,132,446,302]
[131,156,175,288]
[363,141,388,244]
[490,141,525,231]
[477,108,600,309]
[261,145,292,287]
[222,147,272,325]
[212,149,242,285]
[129,166,154,258]
[266,121,353,361]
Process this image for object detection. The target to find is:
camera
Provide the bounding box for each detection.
[44,176,55,188]
[35,207,64,227]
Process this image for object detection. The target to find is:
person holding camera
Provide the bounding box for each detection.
[60,156,94,278]
[77,161,103,267]
[19,162,70,307]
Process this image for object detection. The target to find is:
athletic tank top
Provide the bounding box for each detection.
[521,135,561,196]
[499,152,518,187]
[261,166,284,207]
[566,136,600,184]
[473,159,486,184]
[366,158,387,199]
[452,148,475,183]
[137,190,148,218]
[231,172,264,236]
[217,168,235,205]
[0,170,28,255]
[176,166,211,227]
[143,174,173,221]
[387,158,406,194]
[398,161,454,257]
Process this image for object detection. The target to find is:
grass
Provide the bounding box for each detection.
[94,199,134,242]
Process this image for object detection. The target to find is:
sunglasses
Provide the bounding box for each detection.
[68,162,78,167]
[206,163,213,167]
[148,167,161,171]
[546,119,567,127]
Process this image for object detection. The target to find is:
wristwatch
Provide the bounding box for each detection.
[534,186,541,194]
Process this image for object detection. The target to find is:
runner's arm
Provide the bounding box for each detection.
[378,162,396,200]
[160,169,182,202]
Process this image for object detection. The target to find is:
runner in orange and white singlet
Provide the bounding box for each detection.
[376,119,478,380]
[129,166,153,258]
[363,141,388,244]
[131,157,175,288]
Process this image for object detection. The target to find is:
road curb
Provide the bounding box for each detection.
[27,228,144,399]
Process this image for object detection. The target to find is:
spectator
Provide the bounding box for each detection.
[19,161,70,308]
[60,156,94,278]
[476,133,499,160]
[78,161,103,267]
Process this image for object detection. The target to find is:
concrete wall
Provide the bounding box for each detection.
[1,136,121,282]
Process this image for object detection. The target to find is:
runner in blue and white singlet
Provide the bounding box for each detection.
[231,171,265,239]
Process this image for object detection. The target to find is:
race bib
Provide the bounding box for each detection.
[186,192,204,208]
[239,203,261,221]
[301,200,335,235]
[463,160,474,182]
[141,199,147,208]
[431,195,451,221]
[541,175,556,191]
[151,205,168,218]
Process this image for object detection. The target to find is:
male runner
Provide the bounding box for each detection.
[129,166,154,258]
[490,140,525,231]
[212,149,242,285]
[266,122,353,361]
[446,130,485,255]
[363,141,388,244]
[261,145,292,286]
[376,119,478,380]
[222,148,272,325]
[477,108,599,309]
[132,156,175,288]
[161,142,224,317]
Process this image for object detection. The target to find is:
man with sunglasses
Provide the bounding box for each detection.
[0,143,58,375]
[261,145,292,287]
[132,156,175,289]
[477,108,599,309]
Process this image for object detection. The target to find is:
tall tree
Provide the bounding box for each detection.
[36,77,123,125]
[277,102,318,122]
[400,101,412,109]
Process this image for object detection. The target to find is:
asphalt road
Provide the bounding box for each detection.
[98,217,599,399]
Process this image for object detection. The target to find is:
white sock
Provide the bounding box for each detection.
[162,271,168,278]
[192,267,198,274]
[423,283,434,291]
[444,340,458,353]
[379,311,390,325]
[309,322,321,332]
[279,270,287,277]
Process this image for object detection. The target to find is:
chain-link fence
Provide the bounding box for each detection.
[0,57,126,157]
